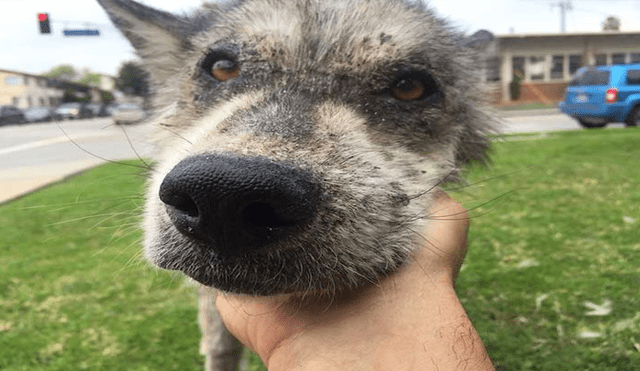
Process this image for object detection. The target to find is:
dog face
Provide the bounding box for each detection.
[98,0,493,296]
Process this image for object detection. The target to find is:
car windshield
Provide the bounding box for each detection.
[568,69,610,86]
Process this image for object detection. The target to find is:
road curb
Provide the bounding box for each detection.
[499,108,561,118]
[0,160,103,204]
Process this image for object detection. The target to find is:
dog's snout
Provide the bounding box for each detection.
[158,155,319,253]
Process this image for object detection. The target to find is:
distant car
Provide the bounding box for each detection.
[23,106,59,123]
[0,105,25,126]
[559,64,640,128]
[86,103,113,117]
[54,102,94,120]
[112,103,146,125]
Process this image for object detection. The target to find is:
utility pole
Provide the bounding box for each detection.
[552,0,573,33]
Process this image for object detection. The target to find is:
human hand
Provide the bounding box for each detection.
[216,192,493,370]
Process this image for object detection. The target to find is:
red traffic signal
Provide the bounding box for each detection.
[38,13,51,34]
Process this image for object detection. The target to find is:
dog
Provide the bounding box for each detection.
[98,0,494,369]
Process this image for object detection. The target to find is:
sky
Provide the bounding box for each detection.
[1,0,640,77]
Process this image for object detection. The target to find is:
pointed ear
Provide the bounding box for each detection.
[463,29,495,50]
[97,0,212,87]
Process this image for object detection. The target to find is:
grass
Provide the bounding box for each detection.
[1,128,639,370]
[450,128,640,370]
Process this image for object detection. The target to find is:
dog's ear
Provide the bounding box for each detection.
[463,29,495,50]
[97,0,213,86]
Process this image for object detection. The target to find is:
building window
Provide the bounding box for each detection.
[529,56,545,81]
[5,76,23,86]
[612,53,626,65]
[512,56,525,80]
[595,54,607,66]
[569,55,583,75]
[550,55,564,79]
[12,97,20,106]
[39,97,45,106]
[631,53,640,64]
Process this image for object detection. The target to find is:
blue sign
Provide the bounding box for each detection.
[63,29,100,36]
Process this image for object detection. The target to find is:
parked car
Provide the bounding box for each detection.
[559,64,640,128]
[111,103,146,125]
[0,105,25,125]
[54,102,94,120]
[86,103,113,117]
[23,106,59,123]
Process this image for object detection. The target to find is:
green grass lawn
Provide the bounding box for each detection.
[1,128,639,370]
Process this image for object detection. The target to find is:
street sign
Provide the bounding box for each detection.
[63,29,100,36]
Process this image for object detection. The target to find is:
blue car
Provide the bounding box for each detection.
[559,64,640,128]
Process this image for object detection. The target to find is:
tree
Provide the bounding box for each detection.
[602,16,621,31]
[43,64,77,81]
[61,88,90,103]
[78,73,102,87]
[101,91,115,103]
[116,61,149,96]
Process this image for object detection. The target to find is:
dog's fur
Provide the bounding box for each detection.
[98,0,494,369]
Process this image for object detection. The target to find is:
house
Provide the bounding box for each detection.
[0,68,116,109]
[488,31,640,105]
[0,69,62,108]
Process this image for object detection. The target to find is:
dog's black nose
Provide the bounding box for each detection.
[158,155,319,253]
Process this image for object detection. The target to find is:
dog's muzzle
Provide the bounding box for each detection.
[158,155,320,254]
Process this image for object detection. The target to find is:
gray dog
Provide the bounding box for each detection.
[98,0,494,369]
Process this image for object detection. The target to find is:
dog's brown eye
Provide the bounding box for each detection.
[211,60,239,82]
[390,71,440,102]
[391,78,425,101]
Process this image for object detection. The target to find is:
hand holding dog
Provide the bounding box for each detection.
[216,192,495,371]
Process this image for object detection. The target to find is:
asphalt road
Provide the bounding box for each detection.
[0,110,629,203]
[0,118,153,203]
[498,110,628,133]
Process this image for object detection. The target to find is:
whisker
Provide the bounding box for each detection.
[57,124,152,171]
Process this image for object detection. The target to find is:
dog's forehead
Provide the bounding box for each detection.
[199,0,443,70]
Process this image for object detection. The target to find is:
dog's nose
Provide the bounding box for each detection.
[158,155,319,253]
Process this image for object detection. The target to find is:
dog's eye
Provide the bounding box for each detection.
[201,47,240,82]
[390,73,439,101]
[210,60,239,82]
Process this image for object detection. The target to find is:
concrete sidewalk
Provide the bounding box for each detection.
[0,159,105,204]
[498,108,560,117]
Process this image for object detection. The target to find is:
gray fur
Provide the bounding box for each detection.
[98,0,494,369]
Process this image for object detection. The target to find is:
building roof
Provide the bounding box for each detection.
[497,30,640,40]
[0,68,47,79]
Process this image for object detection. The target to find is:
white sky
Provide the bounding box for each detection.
[1,0,640,76]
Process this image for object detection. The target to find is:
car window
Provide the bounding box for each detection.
[569,70,610,86]
[626,70,640,85]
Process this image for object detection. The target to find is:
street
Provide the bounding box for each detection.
[0,111,629,203]
[498,110,628,133]
[0,118,153,203]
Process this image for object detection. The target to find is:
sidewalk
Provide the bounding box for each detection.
[0,159,104,204]
[498,108,561,117]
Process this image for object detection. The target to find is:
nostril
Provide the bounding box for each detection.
[242,202,296,229]
[159,185,200,218]
[171,193,200,218]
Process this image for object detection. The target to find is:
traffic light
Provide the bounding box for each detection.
[38,13,51,34]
